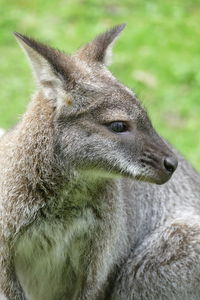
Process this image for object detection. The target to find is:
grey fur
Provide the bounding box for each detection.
[0,24,199,300]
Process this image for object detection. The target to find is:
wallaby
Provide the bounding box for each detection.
[0,23,200,300]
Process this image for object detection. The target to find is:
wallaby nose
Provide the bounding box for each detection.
[163,156,178,174]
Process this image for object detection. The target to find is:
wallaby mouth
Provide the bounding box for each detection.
[148,154,178,185]
[136,134,179,185]
[134,149,178,185]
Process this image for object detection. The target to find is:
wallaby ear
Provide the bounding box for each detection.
[76,23,126,66]
[13,32,71,103]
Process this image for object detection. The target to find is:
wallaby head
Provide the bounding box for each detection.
[14,24,177,185]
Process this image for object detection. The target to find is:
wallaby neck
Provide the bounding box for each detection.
[12,92,61,194]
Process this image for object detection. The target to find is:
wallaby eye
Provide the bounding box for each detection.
[109,121,129,133]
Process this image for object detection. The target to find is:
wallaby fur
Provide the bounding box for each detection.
[0,24,200,300]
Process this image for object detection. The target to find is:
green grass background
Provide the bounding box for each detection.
[0,0,200,170]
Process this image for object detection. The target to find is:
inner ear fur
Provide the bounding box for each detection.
[14,32,73,84]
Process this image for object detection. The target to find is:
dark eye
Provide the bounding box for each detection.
[109,121,129,133]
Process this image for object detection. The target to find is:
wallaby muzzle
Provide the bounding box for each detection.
[132,132,178,185]
[163,155,178,174]
[151,146,178,184]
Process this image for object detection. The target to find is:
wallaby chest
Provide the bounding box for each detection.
[14,207,95,300]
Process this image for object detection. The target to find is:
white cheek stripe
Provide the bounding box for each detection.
[117,156,141,177]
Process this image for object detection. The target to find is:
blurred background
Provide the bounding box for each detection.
[0,0,200,170]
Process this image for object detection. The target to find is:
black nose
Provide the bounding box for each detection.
[163,156,178,174]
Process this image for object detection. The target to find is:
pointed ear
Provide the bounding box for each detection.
[76,23,126,66]
[13,32,71,103]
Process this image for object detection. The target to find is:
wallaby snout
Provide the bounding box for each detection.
[153,153,178,184]
[130,131,178,185]
[156,138,178,183]
[163,155,178,174]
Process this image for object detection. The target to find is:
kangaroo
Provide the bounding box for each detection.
[0,23,199,300]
